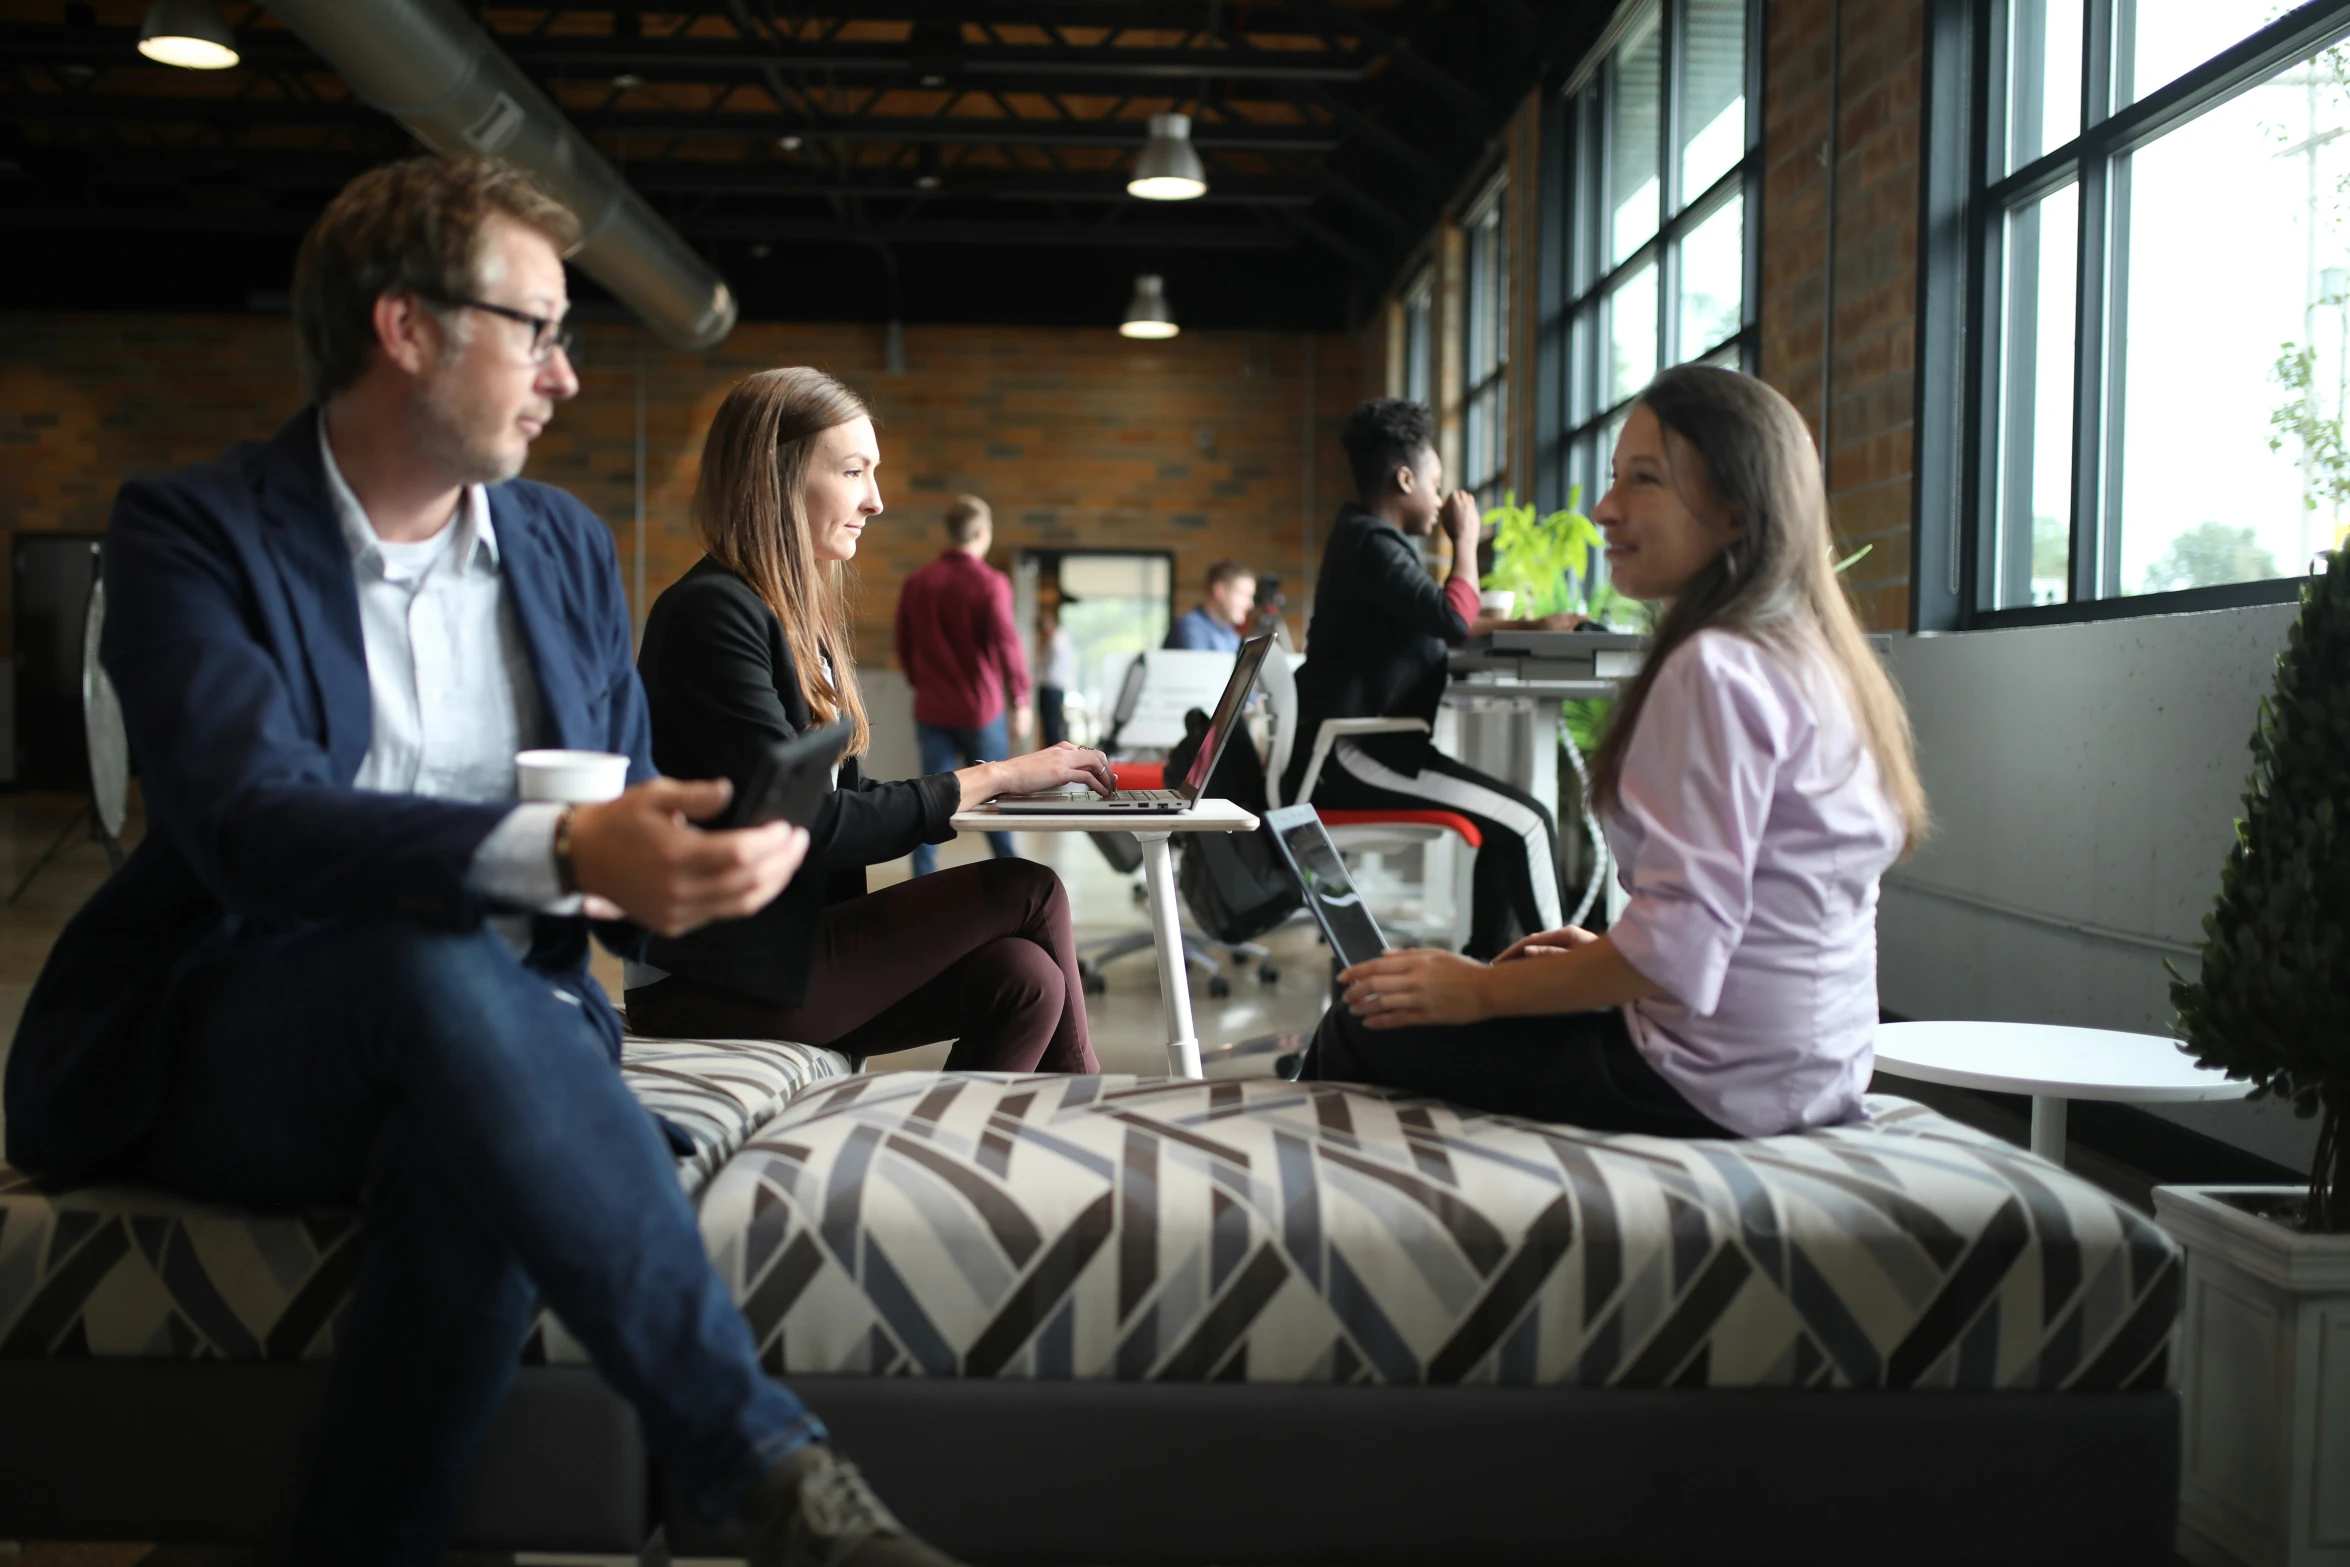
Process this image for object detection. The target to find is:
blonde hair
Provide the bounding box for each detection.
[690,367,873,754]
[1591,366,1929,853]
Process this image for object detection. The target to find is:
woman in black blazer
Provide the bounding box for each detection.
[625,367,1111,1071]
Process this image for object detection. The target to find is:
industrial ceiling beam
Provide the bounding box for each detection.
[0,94,1342,153]
[1290,0,1488,120]
[0,26,1371,85]
[585,1,1371,33]
[0,204,1301,250]
[16,148,1329,206]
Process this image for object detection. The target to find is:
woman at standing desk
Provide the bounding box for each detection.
[1288,397,1583,959]
[625,367,1111,1071]
[1307,368,1928,1139]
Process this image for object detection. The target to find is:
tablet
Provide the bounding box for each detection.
[731,719,855,830]
[1264,804,1389,971]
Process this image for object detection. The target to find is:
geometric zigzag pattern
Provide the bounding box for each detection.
[0,1034,852,1363]
[692,1073,2182,1391]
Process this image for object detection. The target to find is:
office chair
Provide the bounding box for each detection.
[1256,650,1482,951]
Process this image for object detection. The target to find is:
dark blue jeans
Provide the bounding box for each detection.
[913,713,1013,874]
[140,920,820,1566]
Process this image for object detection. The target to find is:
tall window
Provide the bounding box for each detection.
[1923,1,2350,626]
[1401,266,1435,407]
[1549,0,1757,510]
[1462,180,1511,501]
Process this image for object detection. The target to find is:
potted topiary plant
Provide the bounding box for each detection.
[2157,546,2350,1567]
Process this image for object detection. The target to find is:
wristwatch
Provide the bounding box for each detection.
[553,806,579,896]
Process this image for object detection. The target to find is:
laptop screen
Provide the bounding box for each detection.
[1171,635,1274,802]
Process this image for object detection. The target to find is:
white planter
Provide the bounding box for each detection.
[2157,1184,2350,1567]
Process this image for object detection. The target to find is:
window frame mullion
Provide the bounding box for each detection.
[2065,0,2112,606]
[1965,0,2007,623]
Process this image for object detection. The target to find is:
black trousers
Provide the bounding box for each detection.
[1310,738,1562,960]
[1304,1001,1729,1137]
[628,860,1096,1074]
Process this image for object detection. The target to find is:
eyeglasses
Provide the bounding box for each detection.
[440,296,577,364]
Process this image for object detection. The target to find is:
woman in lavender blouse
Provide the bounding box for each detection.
[1304,366,1930,1139]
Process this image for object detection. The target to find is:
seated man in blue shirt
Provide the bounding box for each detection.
[4,155,960,1567]
[1163,558,1255,652]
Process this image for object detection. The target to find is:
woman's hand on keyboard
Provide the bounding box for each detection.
[959,743,1117,808]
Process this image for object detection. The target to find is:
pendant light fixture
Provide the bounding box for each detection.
[1127,113,1207,201]
[1120,275,1179,340]
[137,0,240,69]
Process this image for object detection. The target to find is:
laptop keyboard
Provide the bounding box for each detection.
[1116,789,1181,803]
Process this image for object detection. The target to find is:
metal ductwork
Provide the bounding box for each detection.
[265,0,737,350]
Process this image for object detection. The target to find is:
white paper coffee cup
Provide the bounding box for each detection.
[515,749,629,804]
[1479,589,1516,617]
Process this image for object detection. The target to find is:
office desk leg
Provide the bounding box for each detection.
[2030,1095,2067,1164]
[1528,703,1560,820]
[1136,831,1202,1079]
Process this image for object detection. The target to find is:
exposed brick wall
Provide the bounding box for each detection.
[1758,0,1924,631]
[0,314,1360,668]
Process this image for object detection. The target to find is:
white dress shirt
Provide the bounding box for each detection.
[1602,629,1906,1137]
[318,419,570,946]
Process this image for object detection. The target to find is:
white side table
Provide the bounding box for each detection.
[952,798,1260,1080]
[1873,1020,2254,1162]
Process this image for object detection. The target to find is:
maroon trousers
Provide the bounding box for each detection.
[626,858,1097,1073]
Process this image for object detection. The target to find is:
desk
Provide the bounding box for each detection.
[952,798,1260,1080]
[1444,631,1637,828]
[1873,1020,2254,1162]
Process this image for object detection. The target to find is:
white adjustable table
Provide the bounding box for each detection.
[951,798,1260,1080]
[1873,1020,2254,1162]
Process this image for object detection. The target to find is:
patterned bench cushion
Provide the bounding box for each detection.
[682,1073,2181,1391]
[0,1034,850,1361]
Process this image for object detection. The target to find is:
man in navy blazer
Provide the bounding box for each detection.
[6,158,960,1567]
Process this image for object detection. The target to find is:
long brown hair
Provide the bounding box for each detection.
[692,367,873,753]
[1590,366,1928,852]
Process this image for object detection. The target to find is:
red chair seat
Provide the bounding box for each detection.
[1319,808,1483,849]
[1106,765,1483,852]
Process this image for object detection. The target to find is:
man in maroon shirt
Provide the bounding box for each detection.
[894,494,1031,874]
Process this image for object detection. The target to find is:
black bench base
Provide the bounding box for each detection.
[0,1363,2180,1565]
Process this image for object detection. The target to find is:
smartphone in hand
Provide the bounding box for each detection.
[729,720,856,829]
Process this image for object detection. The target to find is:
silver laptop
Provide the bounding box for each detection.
[988,634,1274,814]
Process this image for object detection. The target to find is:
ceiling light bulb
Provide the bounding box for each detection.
[137,0,239,69]
[777,135,804,152]
[1120,274,1179,339]
[1128,113,1207,201]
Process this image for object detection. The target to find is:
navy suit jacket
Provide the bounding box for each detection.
[3,409,655,1176]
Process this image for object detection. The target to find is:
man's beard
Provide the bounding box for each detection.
[415,365,530,487]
